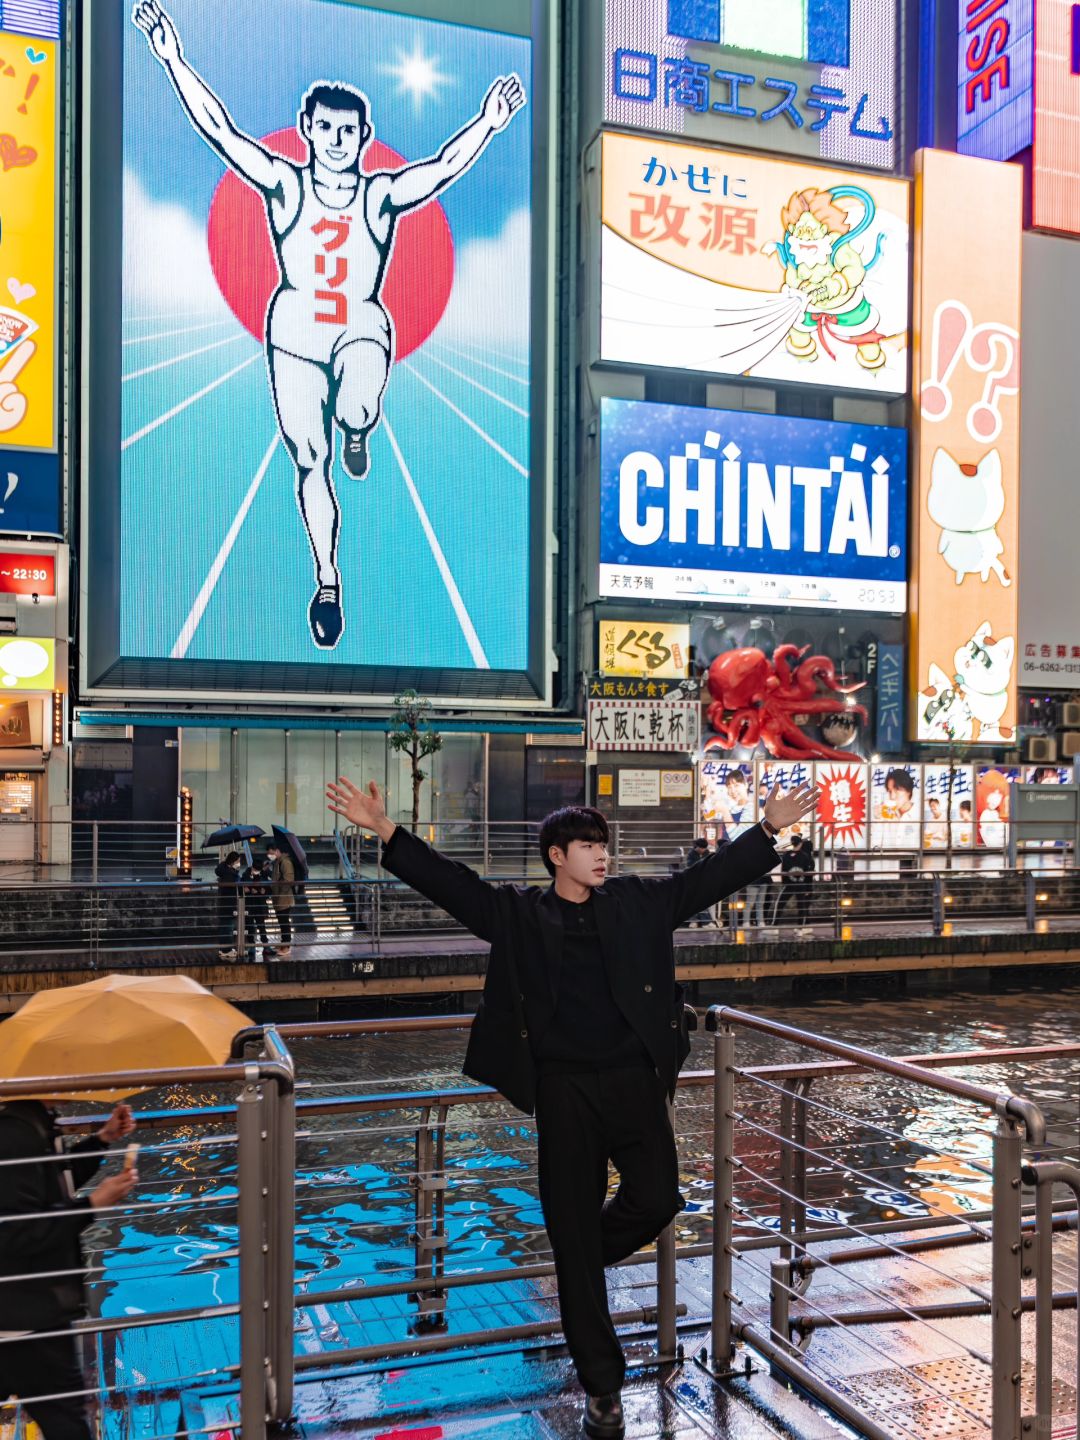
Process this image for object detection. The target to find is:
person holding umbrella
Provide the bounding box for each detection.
[265,839,296,958]
[242,853,273,961]
[0,974,252,1438]
[214,850,244,960]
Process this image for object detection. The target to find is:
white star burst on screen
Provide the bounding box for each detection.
[381,42,451,107]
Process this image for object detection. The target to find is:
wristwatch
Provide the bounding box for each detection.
[760,817,779,839]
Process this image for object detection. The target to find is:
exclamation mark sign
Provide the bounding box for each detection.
[17,73,37,114]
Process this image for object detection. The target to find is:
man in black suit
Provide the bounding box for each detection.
[327,776,816,1437]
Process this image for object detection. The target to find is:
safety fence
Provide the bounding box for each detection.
[0,865,1079,972]
[0,1013,1076,1439]
[0,817,1074,882]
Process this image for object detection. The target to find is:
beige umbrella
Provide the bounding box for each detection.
[0,973,252,1101]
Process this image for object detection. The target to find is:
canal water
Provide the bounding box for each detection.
[84,979,1080,1397]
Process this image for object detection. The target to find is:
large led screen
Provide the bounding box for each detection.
[599,133,910,396]
[599,398,908,613]
[83,0,549,699]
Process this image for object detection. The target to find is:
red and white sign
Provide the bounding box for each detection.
[0,553,55,597]
[817,763,868,849]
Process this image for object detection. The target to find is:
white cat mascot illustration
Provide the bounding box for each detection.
[953,622,1015,741]
[927,447,1011,587]
[919,663,975,742]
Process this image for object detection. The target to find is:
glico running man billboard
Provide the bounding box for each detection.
[599,399,908,613]
[82,0,550,701]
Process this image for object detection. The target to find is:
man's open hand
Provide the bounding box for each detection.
[326,777,395,841]
[133,1,182,63]
[762,781,818,832]
[482,75,526,133]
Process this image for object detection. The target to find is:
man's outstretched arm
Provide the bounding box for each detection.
[327,778,500,941]
[635,782,819,930]
[133,1,291,197]
[385,75,526,214]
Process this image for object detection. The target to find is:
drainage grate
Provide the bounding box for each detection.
[835,1356,1076,1439]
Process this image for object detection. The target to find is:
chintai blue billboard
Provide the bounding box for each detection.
[599,398,908,614]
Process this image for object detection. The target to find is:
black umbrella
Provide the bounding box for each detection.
[271,825,308,878]
[203,824,265,849]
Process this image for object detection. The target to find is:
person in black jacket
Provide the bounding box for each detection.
[0,1099,138,1439]
[242,856,273,960]
[777,833,815,931]
[328,774,816,1438]
[214,850,243,960]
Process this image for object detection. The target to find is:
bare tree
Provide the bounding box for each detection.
[388,690,443,833]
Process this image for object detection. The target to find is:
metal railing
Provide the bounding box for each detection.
[704,1007,1075,1440]
[0,865,1077,973]
[1,1014,1076,1438]
[0,816,1074,881]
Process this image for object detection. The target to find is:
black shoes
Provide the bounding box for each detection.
[583,1392,624,1438]
[341,429,370,479]
[309,582,344,649]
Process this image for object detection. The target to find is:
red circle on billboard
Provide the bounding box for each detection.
[206,129,454,359]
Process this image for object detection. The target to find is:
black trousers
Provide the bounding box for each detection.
[535,1065,683,1397]
[0,1334,92,1440]
[274,908,293,946]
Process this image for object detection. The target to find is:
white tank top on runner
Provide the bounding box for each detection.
[268,167,394,367]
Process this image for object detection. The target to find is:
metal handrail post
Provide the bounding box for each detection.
[235,892,246,958]
[91,823,98,884]
[237,1076,268,1439]
[264,1028,295,1423]
[655,1095,678,1361]
[932,874,944,935]
[1022,1161,1080,1440]
[769,1259,793,1375]
[1025,873,1036,932]
[1033,1169,1054,1431]
[990,1116,1023,1440]
[709,1020,735,1373]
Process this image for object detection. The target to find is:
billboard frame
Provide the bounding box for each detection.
[78,0,558,711]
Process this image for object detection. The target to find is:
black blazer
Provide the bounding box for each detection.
[380,823,780,1114]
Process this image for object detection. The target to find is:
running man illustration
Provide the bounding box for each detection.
[133,1,526,649]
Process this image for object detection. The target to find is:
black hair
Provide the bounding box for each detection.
[692,837,709,849]
[959,799,972,814]
[301,82,368,127]
[885,767,915,796]
[539,806,609,877]
[1032,766,1058,782]
[223,851,242,865]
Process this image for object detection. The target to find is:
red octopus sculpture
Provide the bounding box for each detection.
[704,644,869,762]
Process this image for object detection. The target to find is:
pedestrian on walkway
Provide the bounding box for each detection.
[0,1099,138,1439]
[214,850,243,959]
[684,839,716,928]
[327,774,817,1438]
[265,840,295,958]
[242,855,273,959]
[777,833,815,933]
